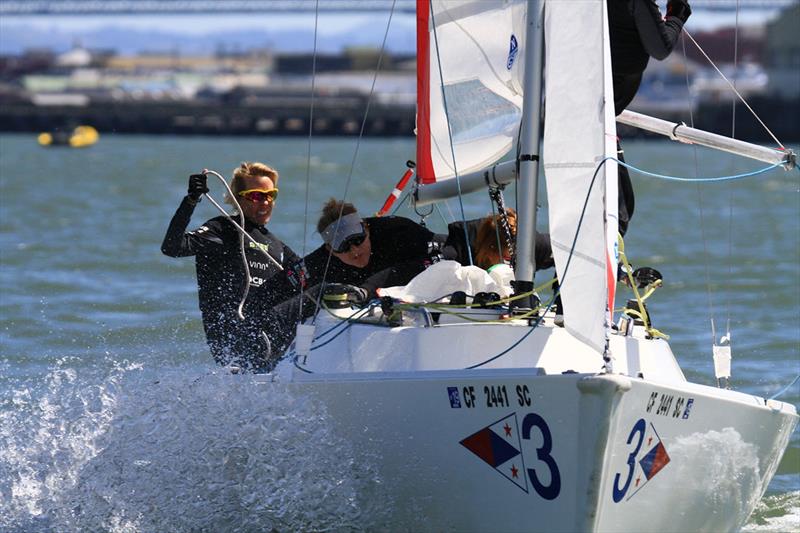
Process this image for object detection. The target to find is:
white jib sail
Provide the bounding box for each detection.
[543,0,617,354]
[417,0,528,184]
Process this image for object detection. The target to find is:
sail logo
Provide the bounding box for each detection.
[460,413,529,493]
[612,419,671,502]
[506,35,518,70]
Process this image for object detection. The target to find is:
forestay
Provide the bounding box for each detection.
[543,0,618,354]
[416,0,527,184]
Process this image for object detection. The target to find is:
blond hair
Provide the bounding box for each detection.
[225,161,279,207]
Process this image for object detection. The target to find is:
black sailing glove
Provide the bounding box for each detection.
[666,0,691,24]
[285,259,308,290]
[187,173,209,201]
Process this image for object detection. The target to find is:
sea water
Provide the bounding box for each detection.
[0,133,797,531]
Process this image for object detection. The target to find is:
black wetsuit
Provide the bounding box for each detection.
[161,196,300,370]
[304,216,440,292]
[609,0,688,114]
[247,215,442,351]
[608,0,689,236]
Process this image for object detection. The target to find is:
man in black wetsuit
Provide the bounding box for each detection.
[161,162,301,371]
[608,0,692,235]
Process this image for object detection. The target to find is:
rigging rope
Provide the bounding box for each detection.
[467,154,607,370]
[615,159,783,182]
[429,3,474,266]
[683,28,785,149]
[726,1,741,346]
[312,0,398,322]
[299,0,321,323]
[680,36,719,354]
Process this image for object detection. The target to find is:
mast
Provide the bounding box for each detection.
[512,0,545,300]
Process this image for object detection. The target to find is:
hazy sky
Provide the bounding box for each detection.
[0,6,788,55]
[0,7,784,35]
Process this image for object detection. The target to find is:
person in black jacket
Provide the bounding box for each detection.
[444,208,554,272]
[161,162,301,371]
[303,198,445,292]
[608,0,692,235]
[246,198,447,352]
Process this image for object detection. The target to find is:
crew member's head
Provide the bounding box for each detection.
[227,161,280,226]
[317,198,371,268]
[474,208,517,270]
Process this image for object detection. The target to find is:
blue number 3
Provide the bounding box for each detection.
[522,412,561,500]
[612,418,646,503]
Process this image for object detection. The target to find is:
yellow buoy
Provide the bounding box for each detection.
[38,125,99,148]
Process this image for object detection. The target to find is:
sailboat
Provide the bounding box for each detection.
[263,1,797,530]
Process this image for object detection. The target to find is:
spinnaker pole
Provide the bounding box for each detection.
[512,0,545,300]
[617,110,796,169]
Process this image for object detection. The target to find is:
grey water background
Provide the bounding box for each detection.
[0,132,797,531]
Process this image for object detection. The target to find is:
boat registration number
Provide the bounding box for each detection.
[448,384,532,409]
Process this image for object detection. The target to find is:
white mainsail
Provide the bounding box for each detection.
[416,0,528,184]
[543,0,618,353]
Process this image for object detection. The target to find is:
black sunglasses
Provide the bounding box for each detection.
[334,232,367,254]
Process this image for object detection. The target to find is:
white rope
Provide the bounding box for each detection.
[683,28,785,149]
[202,169,282,322]
[680,38,718,345]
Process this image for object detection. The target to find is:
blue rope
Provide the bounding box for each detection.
[768,374,800,400]
[466,155,604,369]
[611,158,785,182]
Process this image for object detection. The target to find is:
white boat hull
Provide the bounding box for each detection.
[281,365,796,532]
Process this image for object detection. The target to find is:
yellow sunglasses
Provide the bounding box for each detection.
[237,188,279,203]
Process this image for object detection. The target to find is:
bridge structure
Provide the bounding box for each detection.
[1,0,796,15]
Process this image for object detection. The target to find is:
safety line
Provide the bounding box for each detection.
[616,159,783,182]
[769,374,800,401]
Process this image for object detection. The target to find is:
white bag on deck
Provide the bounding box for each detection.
[378,260,513,303]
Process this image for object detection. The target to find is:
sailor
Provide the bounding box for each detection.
[608,0,692,235]
[445,208,554,271]
[302,198,447,290]
[245,198,449,352]
[161,162,302,372]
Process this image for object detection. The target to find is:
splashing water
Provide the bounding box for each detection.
[668,427,766,531]
[0,359,392,532]
[743,491,800,532]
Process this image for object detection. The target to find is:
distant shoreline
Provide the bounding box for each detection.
[1,96,798,142]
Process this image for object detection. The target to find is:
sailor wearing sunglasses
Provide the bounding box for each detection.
[161,162,302,372]
[241,199,451,353]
